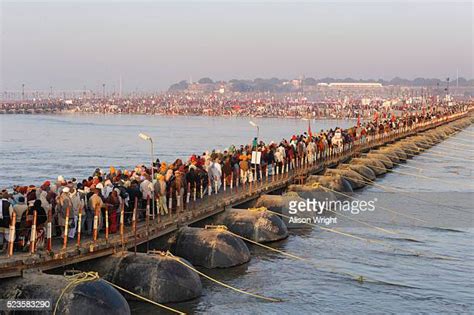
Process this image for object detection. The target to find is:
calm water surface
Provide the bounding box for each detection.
[1,114,473,314]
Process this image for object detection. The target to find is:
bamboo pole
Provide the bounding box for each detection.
[105,205,109,243]
[29,210,37,254]
[46,207,52,251]
[120,201,124,250]
[62,207,70,250]
[93,205,99,242]
[77,206,82,247]
[187,182,191,204]
[8,213,16,257]
[146,196,150,251]
[133,197,137,255]
[168,192,173,212]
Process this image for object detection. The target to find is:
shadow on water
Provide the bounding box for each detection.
[380,236,425,243]
[418,226,466,233]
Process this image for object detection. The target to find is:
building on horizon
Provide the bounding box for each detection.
[327,82,383,88]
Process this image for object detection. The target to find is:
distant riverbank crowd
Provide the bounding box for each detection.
[0,92,446,119]
[0,104,467,253]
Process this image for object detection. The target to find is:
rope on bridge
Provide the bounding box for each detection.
[420,141,474,153]
[303,183,399,235]
[372,163,474,188]
[293,180,460,261]
[405,145,474,160]
[158,250,282,303]
[366,161,474,188]
[54,270,186,315]
[322,185,426,223]
[419,133,474,149]
[264,206,456,261]
[350,173,474,216]
[393,153,464,164]
[385,161,425,171]
[203,225,417,288]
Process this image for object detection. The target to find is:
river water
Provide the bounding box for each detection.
[1,114,473,314]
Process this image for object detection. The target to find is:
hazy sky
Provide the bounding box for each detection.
[1,1,472,92]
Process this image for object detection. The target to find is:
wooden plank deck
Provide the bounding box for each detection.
[0,114,466,279]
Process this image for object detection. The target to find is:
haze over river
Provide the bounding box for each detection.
[1,114,473,314]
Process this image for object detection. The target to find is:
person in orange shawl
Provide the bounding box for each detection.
[239,153,250,184]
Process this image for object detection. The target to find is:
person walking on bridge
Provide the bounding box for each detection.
[0,191,14,253]
[56,187,72,238]
[88,188,104,233]
[154,174,168,217]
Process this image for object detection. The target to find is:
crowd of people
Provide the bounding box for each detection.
[1,90,444,120]
[0,104,467,254]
